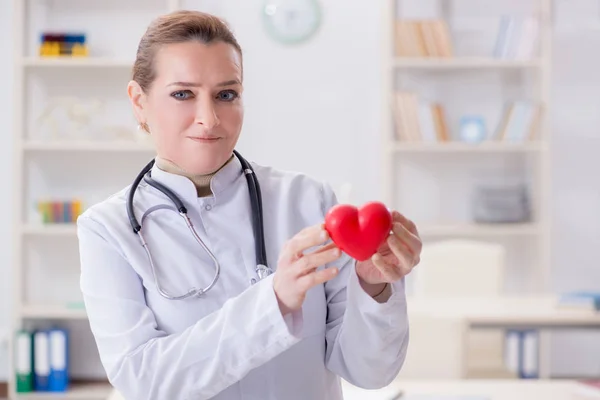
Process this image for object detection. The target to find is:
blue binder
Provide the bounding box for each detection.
[48,328,69,392]
[521,330,539,379]
[33,330,50,391]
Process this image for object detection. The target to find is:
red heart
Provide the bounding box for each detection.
[324,202,393,261]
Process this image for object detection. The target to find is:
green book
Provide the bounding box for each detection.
[15,330,33,392]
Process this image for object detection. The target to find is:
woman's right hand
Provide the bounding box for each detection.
[273,224,342,316]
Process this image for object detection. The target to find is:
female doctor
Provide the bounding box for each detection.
[77,10,422,400]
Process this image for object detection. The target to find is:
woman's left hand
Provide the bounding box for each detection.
[355,210,422,288]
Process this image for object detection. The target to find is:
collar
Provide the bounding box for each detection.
[147,153,244,204]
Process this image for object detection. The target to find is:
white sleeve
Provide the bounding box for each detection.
[77,214,302,400]
[320,184,410,389]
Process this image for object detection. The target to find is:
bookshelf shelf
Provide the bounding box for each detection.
[419,223,540,237]
[23,140,155,153]
[15,382,112,400]
[21,224,77,237]
[394,57,542,69]
[21,305,87,320]
[22,57,133,69]
[389,141,545,153]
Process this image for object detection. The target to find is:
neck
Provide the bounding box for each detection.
[154,155,233,197]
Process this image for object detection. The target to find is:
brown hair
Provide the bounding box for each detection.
[132,10,243,93]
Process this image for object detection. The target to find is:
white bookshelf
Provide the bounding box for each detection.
[9,0,185,398]
[382,0,553,378]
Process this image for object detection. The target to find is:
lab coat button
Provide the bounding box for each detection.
[205,204,212,211]
[250,278,256,285]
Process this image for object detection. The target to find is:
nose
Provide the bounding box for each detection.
[195,96,220,130]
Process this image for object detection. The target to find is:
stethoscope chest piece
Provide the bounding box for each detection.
[256,264,273,281]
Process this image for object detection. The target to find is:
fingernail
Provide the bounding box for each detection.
[331,248,340,257]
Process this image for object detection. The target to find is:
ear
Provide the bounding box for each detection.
[127,80,147,128]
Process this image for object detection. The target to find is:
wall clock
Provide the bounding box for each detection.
[263,0,322,45]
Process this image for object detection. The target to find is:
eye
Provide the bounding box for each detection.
[217,90,239,102]
[171,90,194,101]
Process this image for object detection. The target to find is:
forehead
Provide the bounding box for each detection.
[153,41,242,84]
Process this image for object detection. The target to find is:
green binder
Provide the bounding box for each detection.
[15,330,33,392]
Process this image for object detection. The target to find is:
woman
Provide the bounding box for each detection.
[77,10,422,400]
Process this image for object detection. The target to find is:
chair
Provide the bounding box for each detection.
[413,239,505,298]
[403,239,510,379]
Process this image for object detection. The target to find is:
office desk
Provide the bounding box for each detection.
[405,296,600,379]
[406,296,600,330]
[342,379,600,400]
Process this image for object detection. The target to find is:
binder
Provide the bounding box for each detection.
[521,330,539,379]
[504,330,521,376]
[48,328,69,391]
[33,330,50,391]
[14,330,33,392]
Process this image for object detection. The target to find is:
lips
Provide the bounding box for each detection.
[188,136,221,143]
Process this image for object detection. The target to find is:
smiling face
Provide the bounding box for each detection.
[128,40,244,175]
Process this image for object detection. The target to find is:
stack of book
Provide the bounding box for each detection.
[395,19,454,58]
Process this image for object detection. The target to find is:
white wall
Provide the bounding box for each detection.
[548,0,600,377]
[1,0,600,382]
[227,0,383,204]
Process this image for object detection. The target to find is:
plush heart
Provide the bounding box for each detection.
[324,202,393,261]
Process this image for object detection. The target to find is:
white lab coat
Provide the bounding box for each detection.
[77,155,409,400]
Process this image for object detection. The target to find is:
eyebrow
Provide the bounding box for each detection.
[167,79,241,88]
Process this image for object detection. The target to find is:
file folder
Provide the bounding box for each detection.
[33,330,50,391]
[48,328,69,391]
[14,330,33,392]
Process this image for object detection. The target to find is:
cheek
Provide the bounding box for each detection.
[148,97,195,131]
[218,104,244,132]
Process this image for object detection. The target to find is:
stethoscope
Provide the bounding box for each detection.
[126,150,272,300]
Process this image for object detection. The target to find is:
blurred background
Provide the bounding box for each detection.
[2,0,600,399]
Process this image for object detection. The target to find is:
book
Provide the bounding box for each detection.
[558,291,600,311]
[395,19,453,58]
[493,16,540,60]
